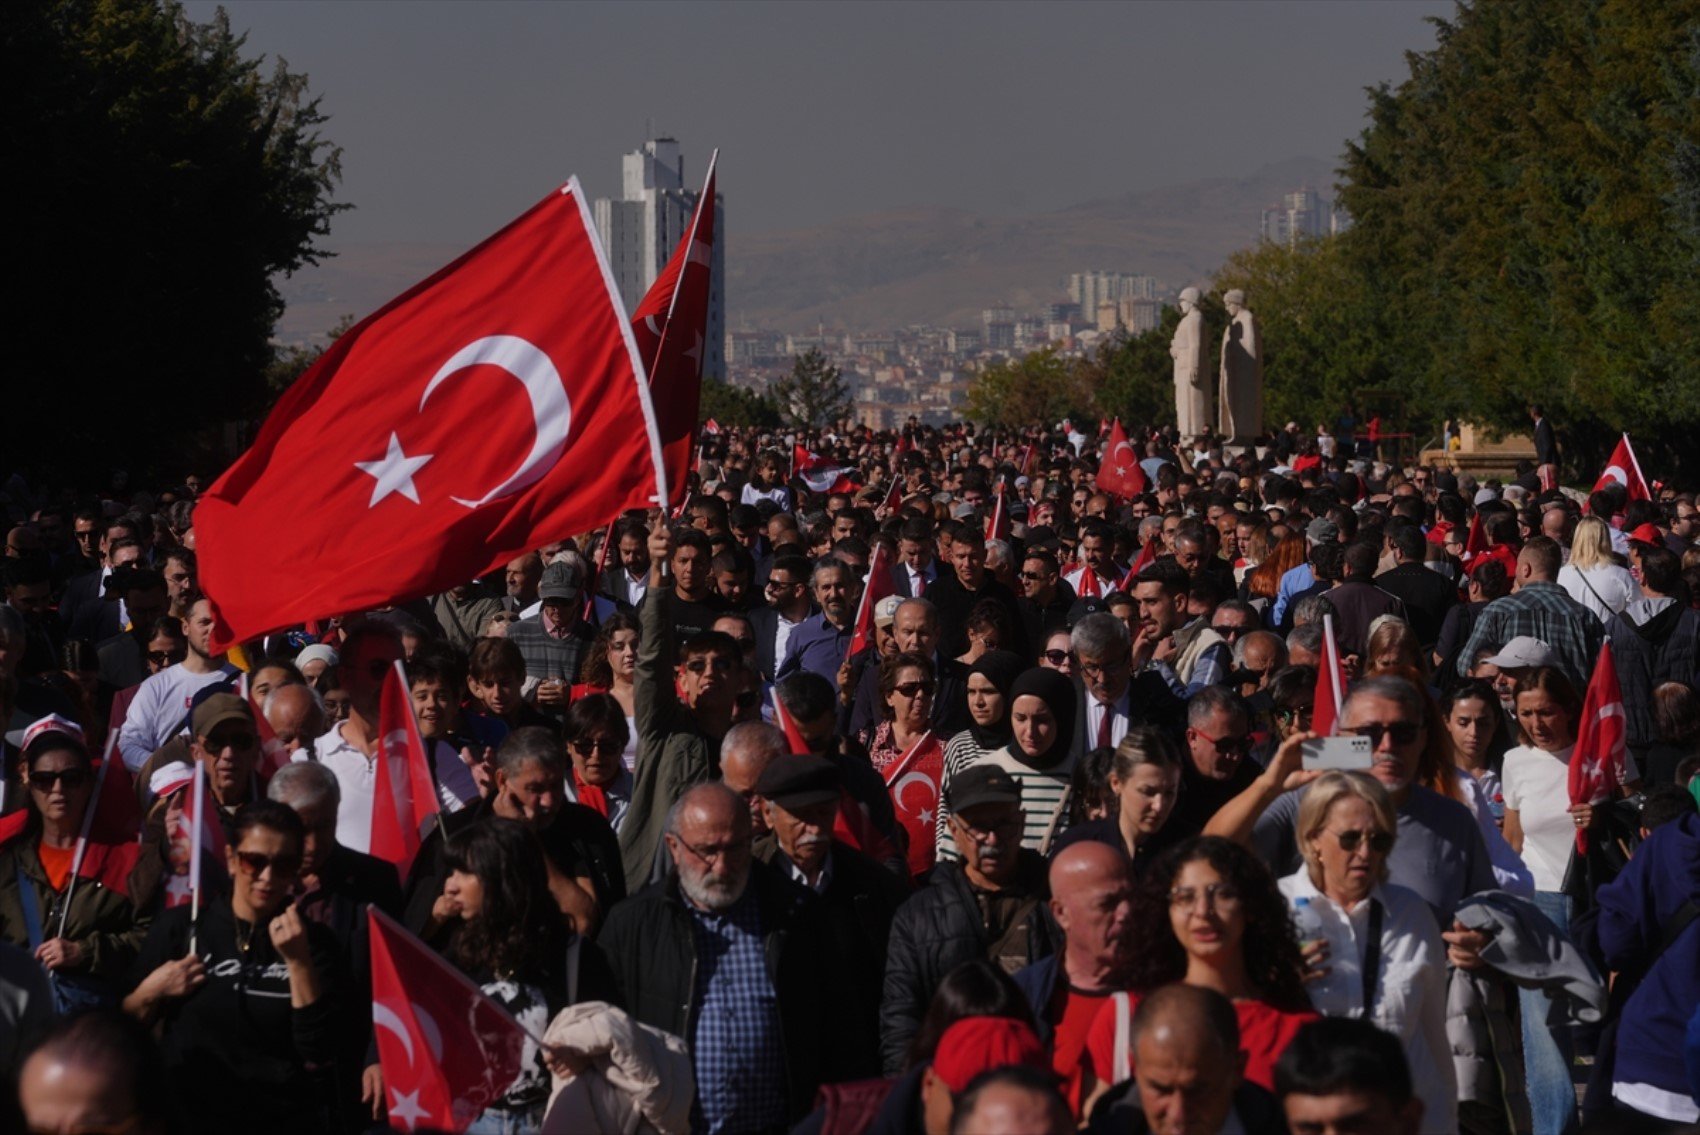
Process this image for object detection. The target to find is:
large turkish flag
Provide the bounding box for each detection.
[630,152,718,510]
[1095,419,1148,499]
[197,179,666,651]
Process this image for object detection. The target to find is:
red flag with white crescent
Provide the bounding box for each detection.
[1095,419,1148,499]
[794,444,857,495]
[368,907,531,1133]
[369,661,440,882]
[848,542,896,656]
[984,484,1010,542]
[1569,640,1628,853]
[196,179,666,652]
[1311,614,1349,738]
[629,153,718,510]
[1592,434,1651,503]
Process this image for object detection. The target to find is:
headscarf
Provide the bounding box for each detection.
[1005,667,1076,768]
[965,650,1024,750]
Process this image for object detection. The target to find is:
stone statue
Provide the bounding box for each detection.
[1218,288,1263,442]
[1169,287,1209,440]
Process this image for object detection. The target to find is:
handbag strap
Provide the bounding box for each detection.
[1360,898,1384,1017]
[1111,991,1132,1084]
[14,860,44,950]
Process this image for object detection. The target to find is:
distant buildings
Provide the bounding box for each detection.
[1069,271,1159,322]
[592,138,726,379]
[1260,187,1350,246]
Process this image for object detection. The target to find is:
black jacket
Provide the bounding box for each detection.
[929,573,1027,659]
[596,860,835,1122]
[1608,601,1700,750]
[1375,562,1458,650]
[757,837,910,1080]
[848,651,970,740]
[1067,674,1185,765]
[878,852,1053,1074]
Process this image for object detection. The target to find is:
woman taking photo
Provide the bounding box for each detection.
[1052,727,1186,873]
[125,801,341,1135]
[1079,836,1314,1109]
[433,818,612,1134]
[574,612,639,771]
[861,651,945,880]
[0,715,144,1007]
[1279,772,1454,1133]
[936,650,1023,857]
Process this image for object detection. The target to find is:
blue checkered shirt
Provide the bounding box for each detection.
[1455,580,1604,689]
[686,889,786,1134]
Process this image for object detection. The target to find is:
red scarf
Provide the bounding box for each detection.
[572,770,610,819]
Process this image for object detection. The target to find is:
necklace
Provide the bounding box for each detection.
[236,917,259,961]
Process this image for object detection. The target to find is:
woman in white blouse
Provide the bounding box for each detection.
[1279,771,1455,1134]
[1558,516,1640,622]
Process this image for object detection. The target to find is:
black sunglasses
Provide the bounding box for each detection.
[1041,649,1070,666]
[235,850,302,878]
[29,768,90,791]
[1328,828,1395,854]
[571,738,623,756]
[685,657,734,675]
[1347,722,1422,748]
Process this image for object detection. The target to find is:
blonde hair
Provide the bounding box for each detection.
[1296,771,1397,891]
[1569,516,1615,572]
[1364,617,1426,680]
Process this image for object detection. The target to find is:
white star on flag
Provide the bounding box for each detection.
[386,1088,430,1132]
[355,433,433,507]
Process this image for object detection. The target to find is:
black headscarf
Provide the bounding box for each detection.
[1005,666,1076,767]
[965,649,1024,750]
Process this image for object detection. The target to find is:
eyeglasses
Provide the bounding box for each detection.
[1018,570,1050,582]
[1210,624,1247,640]
[893,681,936,698]
[1277,706,1315,724]
[28,768,90,791]
[951,811,1022,841]
[1041,649,1070,666]
[571,738,623,756]
[1346,721,1422,748]
[203,731,257,752]
[1078,656,1129,679]
[685,656,734,675]
[765,579,800,591]
[1326,828,1395,854]
[235,850,302,878]
[1168,883,1241,910]
[1192,729,1251,756]
[146,650,180,665]
[672,835,747,865]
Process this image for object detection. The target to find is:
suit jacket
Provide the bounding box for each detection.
[1068,674,1185,764]
[1534,417,1559,466]
[848,652,970,740]
[598,567,646,609]
[62,569,121,642]
[1326,579,1407,656]
[749,603,815,681]
[1374,562,1458,649]
[57,567,103,633]
[888,560,938,600]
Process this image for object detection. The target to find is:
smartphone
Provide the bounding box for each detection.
[1301,735,1373,771]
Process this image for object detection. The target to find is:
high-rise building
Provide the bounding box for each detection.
[1069,272,1159,323]
[1260,187,1342,247]
[593,138,726,380]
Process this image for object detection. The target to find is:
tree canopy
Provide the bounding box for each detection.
[771,348,852,429]
[8,0,345,478]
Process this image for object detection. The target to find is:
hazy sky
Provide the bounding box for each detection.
[188,0,1452,248]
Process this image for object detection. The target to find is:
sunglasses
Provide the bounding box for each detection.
[29,768,90,792]
[1327,828,1395,854]
[1346,721,1422,748]
[1041,649,1070,666]
[235,850,302,878]
[571,738,623,756]
[893,681,936,698]
[1210,624,1246,639]
[147,650,180,665]
[1018,570,1049,581]
[1193,729,1251,756]
[685,657,734,675]
[203,731,257,752]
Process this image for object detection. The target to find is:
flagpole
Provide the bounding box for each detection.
[188,769,206,958]
[1323,614,1345,736]
[1622,433,1650,498]
[57,731,120,938]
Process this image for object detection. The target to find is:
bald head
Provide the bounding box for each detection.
[893,598,939,654]
[1132,985,1243,1135]
[720,721,786,836]
[263,683,324,754]
[1048,841,1134,979]
[667,782,753,912]
[670,781,751,843]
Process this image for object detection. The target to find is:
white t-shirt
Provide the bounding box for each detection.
[1502,744,1576,892]
[116,664,237,770]
[313,722,478,854]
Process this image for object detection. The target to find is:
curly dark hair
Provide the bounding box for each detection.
[1125,835,1312,1013]
[442,818,563,982]
[580,611,639,687]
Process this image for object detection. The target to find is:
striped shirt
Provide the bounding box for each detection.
[940,742,1077,857]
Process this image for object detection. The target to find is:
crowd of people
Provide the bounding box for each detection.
[2,417,1699,1135]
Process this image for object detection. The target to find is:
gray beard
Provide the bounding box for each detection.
[680,865,751,913]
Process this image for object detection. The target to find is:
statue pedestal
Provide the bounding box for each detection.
[1419,423,1537,478]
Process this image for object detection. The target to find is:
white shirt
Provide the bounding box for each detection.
[313,722,478,854]
[116,664,236,770]
[772,610,805,671]
[905,563,935,596]
[1280,871,1457,1135]
[1082,690,1130,752]
[1502,743,1577,892]
[1558,563,1640,623]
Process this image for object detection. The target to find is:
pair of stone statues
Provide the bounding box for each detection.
[1169,287,1261,443]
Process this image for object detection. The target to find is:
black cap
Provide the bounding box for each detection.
[1066,596,1106,627]
[946,765,1022,813]
[753,754,841,810]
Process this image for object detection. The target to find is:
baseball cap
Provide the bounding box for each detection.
[1305,518,1339,545]
[192,693,254,738]
[1482,636,1561,671]
[5,714,88,759]
[946,765,1022,813]
[1627,523,1662,546]
[931,1016,1050,1094]
[874,595,903,629]
[753,754,842,810]
[539,560,583,602]
[1474,488,1498,506]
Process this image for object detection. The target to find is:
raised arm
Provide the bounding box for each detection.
[1203,731,1321,846]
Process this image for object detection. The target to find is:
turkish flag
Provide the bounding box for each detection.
[794,445,857,495]
[1592,434,1651,503]
[984,483,1010,543]
[630,154,718,511]
[367,907,531,1133]
[1096,419,1148,499]
[196,179,666,652]
[161,766,227,910]
[1018,443,1035,477]
[370,661,440,882]
[1570,640,1628,853]
[1461,512,1486,563]
[847,541,896,657]
[1311,614,1350,738]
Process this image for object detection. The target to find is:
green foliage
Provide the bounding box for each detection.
[1080,314,1185,430]
[770,348,851,429]
[964,346,1092,429]
[8,0,345,477]
[263,314,355,396]
[1324,0,1700,476]
[699,378,782,429]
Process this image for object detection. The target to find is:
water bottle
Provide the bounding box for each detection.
[1293,896,1325,950]
[1488,789,1506,826]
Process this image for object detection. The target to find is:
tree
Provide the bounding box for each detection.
[263,314,356,396]
[8,0,346,479]
[770,348,851,429]
[699,377,782,429]
[964,346,1092,429]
